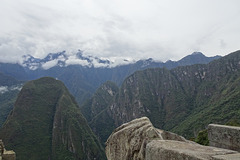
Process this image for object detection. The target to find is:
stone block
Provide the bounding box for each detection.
[146,140,238,160]
[212,153,240,160]
[2,150,16,160]
[208,124,240,152]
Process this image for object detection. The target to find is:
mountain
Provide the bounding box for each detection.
[87,50,240,144]
[175,52,221,66]
[21,51,220,71]
[79,81,119,145]
[22,50,111,69]
[80,81,119,122]
[0,63,28,80]
[0,73,23,127]
[0,51,221,105]
[0,77,106,160]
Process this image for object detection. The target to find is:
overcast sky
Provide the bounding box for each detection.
[0,0,240,64]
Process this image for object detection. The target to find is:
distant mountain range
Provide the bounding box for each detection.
[20,50,221,70]
[22,50,113,70]
[0,51,221,105]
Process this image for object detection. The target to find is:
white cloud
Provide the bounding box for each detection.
[108,57,135,67]
[0,85,22,94]
[0,86,8,94]
[42,59,59,70]
[0,0,240,63]
[65,55,90,66]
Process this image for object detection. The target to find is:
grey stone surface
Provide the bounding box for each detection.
[208,124,240,152]
[105,117,190,160]
[146,140,238,160]
[105,119,240,160]
[212,153,240,160]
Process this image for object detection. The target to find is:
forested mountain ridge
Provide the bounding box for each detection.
[87,50,240,144]
[0,77,106,160]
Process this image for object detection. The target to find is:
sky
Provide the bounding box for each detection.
[0,0,240,64]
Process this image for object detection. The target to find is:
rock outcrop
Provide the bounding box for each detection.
[105,117,191,160]
[146,140,238,160]
[106,117,240,160]
[0,140,16,160]
[208,124,240,152]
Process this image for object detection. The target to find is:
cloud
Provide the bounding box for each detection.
[0,0,240,63]
[220,39,227,49]
[65,55,90,67]
[42,59,59,70]
[0,86,8,94]
[0,85,22,94]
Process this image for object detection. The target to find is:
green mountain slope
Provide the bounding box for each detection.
[0,73,23,127]
[89,50,240,142]
[172,52,240,137]
[80,81,119,145]
[0,77,106,160]
[80,81,119,122]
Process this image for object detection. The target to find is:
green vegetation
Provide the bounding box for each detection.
[80,81,119,122]
[90,50,240,142]
[0,90,19,127]
[194,129,209,146]
[80,81,119,145]
[90,108,116,146]
[0,77,106,160]
[226,119,240,127]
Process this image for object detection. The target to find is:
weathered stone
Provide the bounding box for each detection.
[105,117,190,160]
[2,150,16,160]
[106,118,240,160]
[212,153,240,160]
[146,140,238,160]
[208,124,240,152]
[0,140,4,160]
[0,140,15,160]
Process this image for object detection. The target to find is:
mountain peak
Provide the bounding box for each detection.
[19,50,221,70]
[191,52,205,56]
[0,77,106,159]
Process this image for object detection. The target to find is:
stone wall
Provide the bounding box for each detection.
[208,124,240,152]
[0,140,16,160]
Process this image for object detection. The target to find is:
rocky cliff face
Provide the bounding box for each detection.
[0,77,105,160]
[90,50,240,143]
